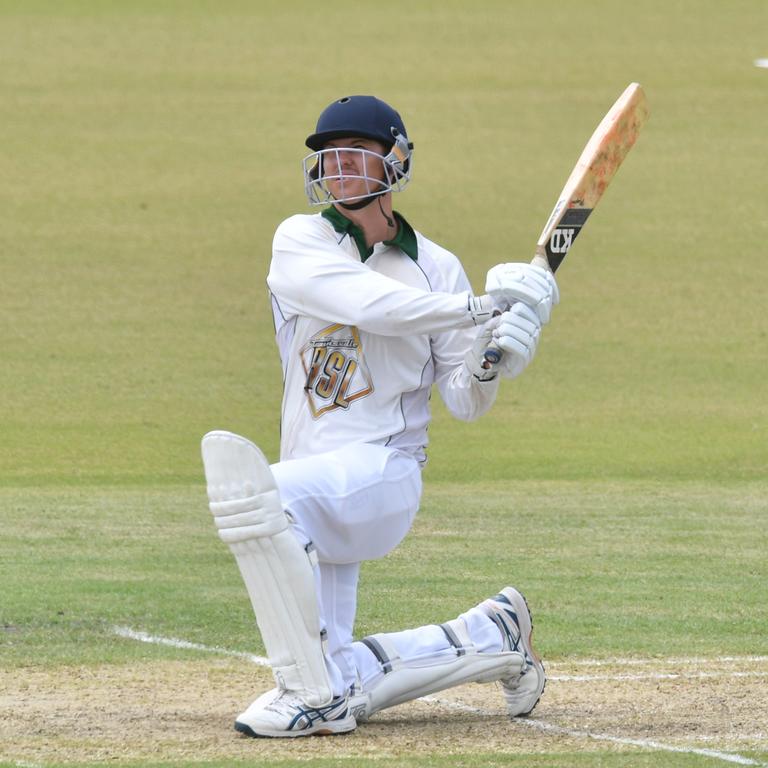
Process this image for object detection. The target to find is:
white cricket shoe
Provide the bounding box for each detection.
[234,688,357,738]
[482,586,546,716]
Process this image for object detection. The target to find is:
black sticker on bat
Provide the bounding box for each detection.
[545,207,592,272]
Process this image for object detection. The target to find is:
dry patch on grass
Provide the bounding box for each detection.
[1,656,766,764]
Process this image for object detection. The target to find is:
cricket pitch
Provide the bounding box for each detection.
[2,655,766,765]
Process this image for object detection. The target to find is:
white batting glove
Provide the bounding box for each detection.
[465,303,541,381]
[467,293,496,326]
[484,263,559,324]
[465,316,503,381]
[492,302,542,379]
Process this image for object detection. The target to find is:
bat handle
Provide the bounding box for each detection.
[531,252,551,271]
[482,252,552,366]
[483,344,503,366]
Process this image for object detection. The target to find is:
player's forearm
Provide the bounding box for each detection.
[432,324,501,421]
[269,263,480,336]
[436,363,500,422]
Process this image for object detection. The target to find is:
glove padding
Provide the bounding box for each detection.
[492,302,541,379]
[465,303,542,381]
[485,262,559,324]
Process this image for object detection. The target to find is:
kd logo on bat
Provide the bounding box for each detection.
[549,227,576,254]
[545,208,592,266]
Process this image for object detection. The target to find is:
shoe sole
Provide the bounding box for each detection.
[499,586,546,716]
[234,718,356,738]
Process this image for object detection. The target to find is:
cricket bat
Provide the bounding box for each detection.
[484,82,650,364]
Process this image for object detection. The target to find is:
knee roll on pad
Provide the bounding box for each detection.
[201,430,333,707]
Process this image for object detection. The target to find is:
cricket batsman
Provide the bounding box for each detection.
[201,95,557,737]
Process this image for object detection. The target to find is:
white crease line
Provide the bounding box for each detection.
[113,628,768,674]
[521,717,767,767]
[113,627,768,684]
[112,626,269,666]
[422,696,767,767]
[561,655,768,668]
[551,671,768,682]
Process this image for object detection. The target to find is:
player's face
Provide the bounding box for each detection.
[321,137,388,202]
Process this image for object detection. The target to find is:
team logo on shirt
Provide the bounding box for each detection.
[300,324,374,418]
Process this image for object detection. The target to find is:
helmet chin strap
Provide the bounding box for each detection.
[377,196,396,229]
[337,196,378,211]
[338,193,395,229]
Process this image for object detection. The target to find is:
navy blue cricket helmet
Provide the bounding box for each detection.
[303,95,414,206]
[305,95,409,153]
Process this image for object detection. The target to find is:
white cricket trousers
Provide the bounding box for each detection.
[269,443,504,698]
[270,442,421,693]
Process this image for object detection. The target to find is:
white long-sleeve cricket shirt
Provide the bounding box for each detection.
[268,208,499,463]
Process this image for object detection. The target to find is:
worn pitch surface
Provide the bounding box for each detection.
[2,656,766,764]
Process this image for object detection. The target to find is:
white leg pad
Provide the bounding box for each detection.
[350,619,526,721]
[201,430,333,707]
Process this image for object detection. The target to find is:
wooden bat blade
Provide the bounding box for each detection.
[483,83,649,366]
[536,82,650,272]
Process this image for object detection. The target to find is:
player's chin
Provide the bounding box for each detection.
[330,187,372,204]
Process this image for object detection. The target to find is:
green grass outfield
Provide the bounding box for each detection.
[1,1,767,766]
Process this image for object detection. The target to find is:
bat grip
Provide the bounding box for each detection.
[482,253,552,366]
[483,344,503,366]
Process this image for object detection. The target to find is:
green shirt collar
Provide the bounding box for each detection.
[321,205,418,263]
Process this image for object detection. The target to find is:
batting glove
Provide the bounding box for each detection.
[465,315,504,381]
[467,293,496,326]
[484,263,559,324]
[492,302,542,379]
